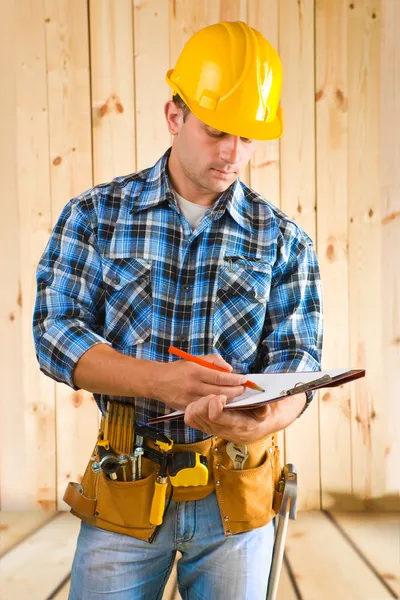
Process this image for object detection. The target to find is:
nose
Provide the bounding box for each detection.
[219,135,241,165]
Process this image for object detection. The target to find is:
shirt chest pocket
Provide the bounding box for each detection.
[102,257,153,348]
[213,259,272,363]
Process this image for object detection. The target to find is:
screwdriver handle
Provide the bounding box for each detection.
[150,479,168,526]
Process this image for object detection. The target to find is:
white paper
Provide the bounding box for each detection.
[152,369,350,421]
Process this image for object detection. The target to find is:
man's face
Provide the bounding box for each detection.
[165,102,257,203]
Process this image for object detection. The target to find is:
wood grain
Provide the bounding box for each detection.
[43,0,100,511]
[379,0,400,505]
[332,512,400,597]
[134,0,171,170]
[285,511,393,599]
[0,512,80,600]
[316,0,352,509]
[0,0,22,511]
[90,0,136,183]
[279,0,320,510]
[0,511,56,557]
[347,0,384,504]
[13,0,56,511]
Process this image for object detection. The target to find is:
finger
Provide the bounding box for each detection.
[192,394,237,428]
[194,383,245,400]
[200,369,247,388]
[202,354,233,372]
[208,394,227,421]
[184,395,216,432]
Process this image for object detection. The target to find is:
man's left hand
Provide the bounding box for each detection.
[184,392,307,444]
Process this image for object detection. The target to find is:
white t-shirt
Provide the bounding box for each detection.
[174,191,209,230]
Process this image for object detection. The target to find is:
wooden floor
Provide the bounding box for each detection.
[0,511,398,600]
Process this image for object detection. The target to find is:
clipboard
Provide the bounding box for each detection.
[147,368,365,424]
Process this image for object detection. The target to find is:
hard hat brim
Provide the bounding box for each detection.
[166,71,283,141]
[190,102,284,142]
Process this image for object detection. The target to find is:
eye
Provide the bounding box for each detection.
[240,137,252,145]
[207,129,225,138]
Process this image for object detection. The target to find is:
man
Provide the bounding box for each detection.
[33,21,322,600]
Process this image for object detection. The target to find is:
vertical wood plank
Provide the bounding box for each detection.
[279,0,316,237]
[11,0,56,510]
[316,0,352,509]
[348,0,384,503]
[380,0,400,504]
[278,0,320,510]
[246,0,285,465]
[0,0,23,510]
[90,0,136,184]
[44,0,99,509]
[247,0,280,206]
[45,0,93,213]
[134,0,170,170]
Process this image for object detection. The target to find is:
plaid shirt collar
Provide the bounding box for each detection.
[130,148,254,233]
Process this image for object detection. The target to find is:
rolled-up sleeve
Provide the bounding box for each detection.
[33,200,110,389]
[261,237,323,412]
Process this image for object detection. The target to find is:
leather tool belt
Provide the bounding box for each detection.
[64,413,282,543]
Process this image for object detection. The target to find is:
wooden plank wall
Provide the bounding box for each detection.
[0,0,398,511]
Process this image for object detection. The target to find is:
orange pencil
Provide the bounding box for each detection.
[168,346,265,392]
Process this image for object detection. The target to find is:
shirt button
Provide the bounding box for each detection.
[182,284,191,293]
[176,335,188,344]
[113,273,120,284]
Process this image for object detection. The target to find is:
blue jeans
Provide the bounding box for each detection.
[69,491,274,599]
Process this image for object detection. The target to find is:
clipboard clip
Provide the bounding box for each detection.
[280,374,332,396]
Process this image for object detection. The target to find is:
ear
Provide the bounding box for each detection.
[164,100,184,135]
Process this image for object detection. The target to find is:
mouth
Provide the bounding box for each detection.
[211,168,237,179]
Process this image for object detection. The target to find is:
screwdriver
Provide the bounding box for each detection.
[150,452,169,526]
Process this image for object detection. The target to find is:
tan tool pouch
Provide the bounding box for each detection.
[64,431,159,542]
[211,435,281,535]
[64,426,281,542]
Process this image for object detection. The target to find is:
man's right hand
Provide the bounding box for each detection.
[150,354,247,412]
[72,344,246,413]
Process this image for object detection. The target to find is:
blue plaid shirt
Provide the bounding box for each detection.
[33,149,323,443]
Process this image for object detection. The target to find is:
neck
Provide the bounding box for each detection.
[167,148,219,207]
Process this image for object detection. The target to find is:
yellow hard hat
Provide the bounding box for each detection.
[166,21,283,141]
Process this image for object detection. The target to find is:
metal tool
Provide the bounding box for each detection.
[134,433,144,479]
[92,440,128,480]
[129,452,137,481]
[226,442,249,469]
[150,452,169,526]
[266,464,298,600]
[134,446,144,479]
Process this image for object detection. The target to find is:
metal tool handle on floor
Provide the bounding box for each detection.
[266,464,298,600]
